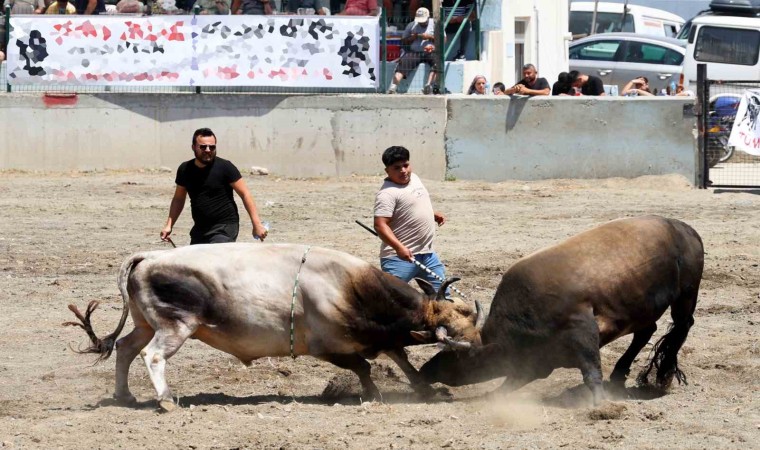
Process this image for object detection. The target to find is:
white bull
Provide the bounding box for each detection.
[66,243,483,410]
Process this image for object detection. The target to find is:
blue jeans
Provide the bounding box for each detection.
[381,252,447,294]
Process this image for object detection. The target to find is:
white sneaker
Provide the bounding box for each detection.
[387,86,397,94]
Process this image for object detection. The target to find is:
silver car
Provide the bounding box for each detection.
[569,33,686,94]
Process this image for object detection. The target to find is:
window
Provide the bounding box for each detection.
[570,40,621,61]
[570,12,635,37]
[695,26,760,66]
[623,42,684,65]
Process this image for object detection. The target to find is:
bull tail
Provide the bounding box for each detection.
[638,249,702,388]
[63,254,146,362]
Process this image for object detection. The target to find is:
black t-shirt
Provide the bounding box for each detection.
[582,75,605,96]
[74,0,106,14]
[552,81,572,96]
[517,77,550,95]
[176,157,242,230]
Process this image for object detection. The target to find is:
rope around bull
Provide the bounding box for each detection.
[290,245,312,359]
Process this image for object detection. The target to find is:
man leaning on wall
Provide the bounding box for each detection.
[231,0,273,14]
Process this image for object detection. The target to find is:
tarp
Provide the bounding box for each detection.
[7,15,379,88]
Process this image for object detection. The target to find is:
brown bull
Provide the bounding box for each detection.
[420,216,704,405]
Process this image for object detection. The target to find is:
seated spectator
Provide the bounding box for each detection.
[4,0,46,14]
[338,0,377,15]
[621,76,653,97]
[287,0,326,15]
[552,71,573,96]
[46,0,77,12]
[231,0,273,14]
[492,82,506,95]
[569,70,605,96]
[443,0,474,61]
[504,64,550,96]
[668,83,695,97]
[467,75,487,95]
[387,8,439,95]
[115,0,143,13]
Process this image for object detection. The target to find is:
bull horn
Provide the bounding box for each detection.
[443,336,472,351]
[435,326,448,342]
[435,277,461,301]
[474,300,486,331]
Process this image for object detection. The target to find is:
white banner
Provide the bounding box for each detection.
[7,15,379,88]
[728,89,760,156]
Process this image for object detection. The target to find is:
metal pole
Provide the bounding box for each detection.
[590,0,598,36]
[194,4,201,94]
[354,220,469,300]
[380,7,387,93]
[697,63,708,188]
[4,5,10,93]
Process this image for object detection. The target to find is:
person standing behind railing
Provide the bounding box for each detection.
[386,7,439,95]
[442,0,474,61]
[231,0,273,15]
[3,0,46,14]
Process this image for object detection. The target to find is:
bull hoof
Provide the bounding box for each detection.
[411,383,437,399]
[361,386,383,403]
[159,399,177,412]
[113,394,137,405]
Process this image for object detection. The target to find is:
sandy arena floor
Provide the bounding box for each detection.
[0,171,758,449]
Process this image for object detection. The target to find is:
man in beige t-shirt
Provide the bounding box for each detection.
[373,146,448,292]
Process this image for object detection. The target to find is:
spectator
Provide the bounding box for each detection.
[467,75,487,95]
[74,0,107,14]
[373,146,449,293]
[161,128,269,245]
[442,0,474,61]
[338,0,377,15]
[3,0,46,14]
[287,0,326,15]
[552,71,573,96]
[115,0,143,13]
[622,76,653,97]
[46,0,77,12]
[492,82,506,95]
[504,64,550,96]
[668,83,695,97]
[231,0,272,14]
[387,7,440,95]
[569,70,605,96]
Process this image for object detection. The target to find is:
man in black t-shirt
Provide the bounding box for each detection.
[569,70,606,96]
[74,0,107,14]
[504,64,550,96]
[160,128,268,245]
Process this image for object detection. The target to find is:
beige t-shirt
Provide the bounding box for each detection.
[374,173,436,259]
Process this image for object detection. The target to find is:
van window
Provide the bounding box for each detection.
[570,40,622,61]
[664,23,679,38]
[570,12,635,36]
[695,26,760,65]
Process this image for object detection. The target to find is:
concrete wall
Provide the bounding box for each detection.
[445,96,697,182]
[0,93,448,179]
[0,93,697,184]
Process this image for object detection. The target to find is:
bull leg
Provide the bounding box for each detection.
[140,324,195,412]
[323,353,381,402]
[114,325,154,404]
[609,324,657,389]
[384,348,436,397]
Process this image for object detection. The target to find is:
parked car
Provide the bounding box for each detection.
[569,33,686,93]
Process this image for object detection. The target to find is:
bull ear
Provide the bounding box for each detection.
[410,330,434,343]
[435,277,461,301]
[414,278,436,296]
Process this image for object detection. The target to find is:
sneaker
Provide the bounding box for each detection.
[422,84,432,95]
[387,86,397,94]
[454,53,466,61]
[432,84,441,95]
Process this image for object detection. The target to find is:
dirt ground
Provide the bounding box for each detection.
[0,170,758,449]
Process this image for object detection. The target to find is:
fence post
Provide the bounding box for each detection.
[194,4,201,94]
[696,63,708,188]
[4,5,10,93]
[380,7,386,94]
[438,6,445,94]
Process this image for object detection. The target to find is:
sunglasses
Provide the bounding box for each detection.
[198,144,216,151]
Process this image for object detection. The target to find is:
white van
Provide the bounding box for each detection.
[681,2,760,84]
[570,2,685,39]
